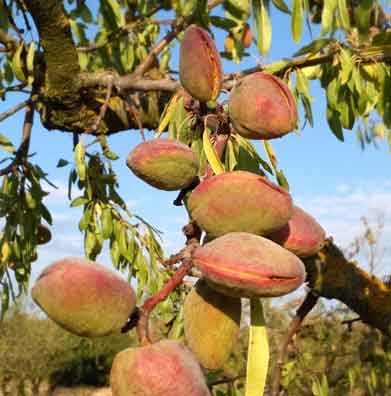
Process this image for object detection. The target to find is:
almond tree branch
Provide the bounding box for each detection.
[0,99,30,123]
[304,239,391,334]
[0,101,35,176]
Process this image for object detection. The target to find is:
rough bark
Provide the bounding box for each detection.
[304,239,391,334]
[24,0,171,134]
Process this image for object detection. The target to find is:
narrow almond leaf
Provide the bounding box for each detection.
[263,140,278,171]
[272,0,290,14]
[245,299,269,396]
[321,0,337,35]
[157,94,179,136]
[202,128,225,175]
[291,0,303,43]
[11,43,25,82]
[253,0,272,55]
[0,134,16,153]
[26,42,35,86]
[337,0,351,31]
[74,141,86,181]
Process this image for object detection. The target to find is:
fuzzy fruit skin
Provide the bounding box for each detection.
[126,139,199,191]
[228,72,297,139]
[110,339,211,396]
[32,257,136,337]
[267,205,326,258]
[192,232,306,298]
[180,25,223,102]
[188,171,293,238]
[184,279,241,370]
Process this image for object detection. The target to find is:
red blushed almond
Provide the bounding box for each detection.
[187,171,293,238]
[267,205,326,258]
[32,257,136,337]
[180,25,223,102]
[126,139,199,191]
[228,72,298,140]
[110,340,210,396]
[192,232,306,298]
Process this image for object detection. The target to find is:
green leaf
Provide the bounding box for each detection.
[103,150,119,160]
[276,170,290,191]
[105,0,125,27]
[327,107,344,141]
[70,196,89,207]
[337,0,350,31]
[291,0,303,43]
[210,16,238,30]
[245,299,269,396]
[202,128,225,175]
[101,207,113,239]
[26,42,35,86]
[296,69,310,99]
[271,0,290,14]
[74,141,86,181]
[56,159,70,168]
[263,140,278,171]
[263,60,289,73]
[321,0,337,35]
[11,43,25,82]
[0,134,16,154]
[294,38,331,56]
[253,0,272,55]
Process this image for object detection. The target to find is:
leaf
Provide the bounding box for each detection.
[0,134,16,154]
[321,0,337,35]
[70,196,89,207]
[271,0,290,14]
[245,299,269,396]
[11,43,25,82]
[74,141,86,181]
[26,42,35,86]
[210,15,238,30]
[337,0,350,31]
[296,69,310,99]
[56,159,70,168]
[291,0,303,43]
[157,94,179,137]
[327,107,344,141]
[202,128,225,175]
[263,60,289,73]
[253,0,272,55]
[263,140,278,171]
[105,0,125,27]
[101,207,113,239]
[294,38,331,56]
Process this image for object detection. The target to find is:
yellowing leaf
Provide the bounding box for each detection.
[292,0,303,43]
[245,299,269,396]
[202,128,225,175]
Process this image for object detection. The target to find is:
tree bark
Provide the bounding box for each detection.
[304,239,391,334]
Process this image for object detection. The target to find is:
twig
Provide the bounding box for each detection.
[85,76,114,133]
[270,292,319,396]
[209,374,245,387]
[0,100,30,122]
[0,101,34,176]
[136,257,194,345]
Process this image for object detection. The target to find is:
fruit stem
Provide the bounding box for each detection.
[245,298,269,396]
[136,257,194,345]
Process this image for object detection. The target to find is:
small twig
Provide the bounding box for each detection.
[270,292,319,396]
[209,374,245,387]
[0,100,30,122]
[0,100,34,176]
[125,97,145,141]
[136,257,194,345]
[85,76,114,134]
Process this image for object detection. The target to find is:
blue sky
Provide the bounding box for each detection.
[0,1,390,288]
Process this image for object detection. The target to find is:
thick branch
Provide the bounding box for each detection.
[304,239,391,334]
[25,0,80,100]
